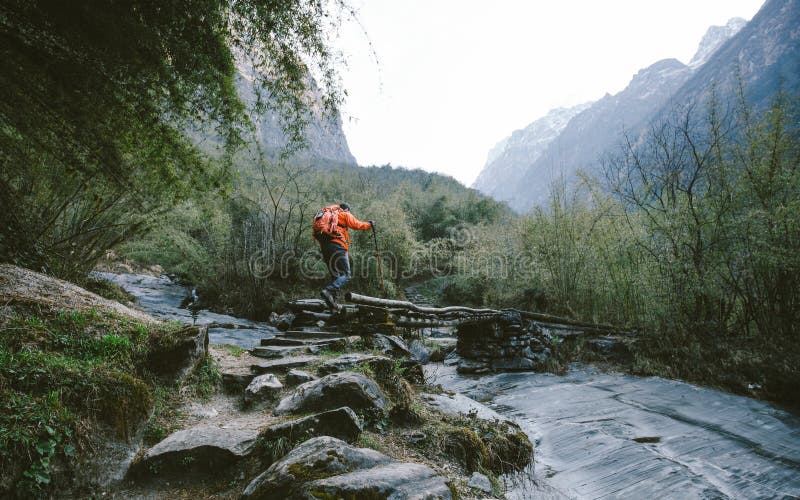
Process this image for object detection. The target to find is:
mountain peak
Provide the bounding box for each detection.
[689,17,748,68]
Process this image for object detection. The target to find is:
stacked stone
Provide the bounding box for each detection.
[456,312,552,373]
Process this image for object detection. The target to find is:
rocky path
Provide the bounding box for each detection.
[99,273,513,498]
[115,324,472,498]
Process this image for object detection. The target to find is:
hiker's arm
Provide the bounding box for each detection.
[341,212,372,231]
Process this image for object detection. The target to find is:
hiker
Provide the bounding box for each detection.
[312,203,374,310]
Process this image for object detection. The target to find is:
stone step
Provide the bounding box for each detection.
[250,345,309,359]
[222,370,258,393]
[283,330,347,340]
[250,356,320,374]
[260,337,344,348]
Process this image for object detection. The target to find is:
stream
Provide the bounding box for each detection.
[94,272,273,347]
[100,272,800,499]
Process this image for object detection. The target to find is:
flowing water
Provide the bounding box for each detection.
[94,272,273,347]
[99,272,800,498]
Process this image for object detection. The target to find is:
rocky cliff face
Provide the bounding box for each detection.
[689,17,748,68]
[670,0,800,113]
[474,14,754,212]
[472,104,591,202]
[234,58,357,165]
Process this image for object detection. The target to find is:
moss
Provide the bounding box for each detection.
[80,276,135,304]
[442,425,488,472]
[446,480,461,500]
[484,429,534,474]
[0,302,191,496]
[97,370,153,440]
[286,462,337,482]
[184,356,221,399]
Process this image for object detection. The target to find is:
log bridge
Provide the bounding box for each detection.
[288,293,634,373]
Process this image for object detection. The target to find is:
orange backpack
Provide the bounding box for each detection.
[312,205,343,242]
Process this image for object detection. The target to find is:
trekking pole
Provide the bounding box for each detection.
[371,225,387,297]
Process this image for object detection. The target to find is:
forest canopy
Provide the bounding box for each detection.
[0,0,348,277]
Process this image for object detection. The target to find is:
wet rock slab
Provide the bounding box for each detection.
[429,363,800,499]
[274,372,388,415]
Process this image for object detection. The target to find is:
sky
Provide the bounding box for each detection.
[332,0,765,186]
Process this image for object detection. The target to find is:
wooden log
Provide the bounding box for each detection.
[287,299,328,312]
[346,292,502,315]
[532,320,636,337]
[515,310,632,334]
[300,310,333,320]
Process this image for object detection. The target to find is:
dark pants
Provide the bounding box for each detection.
[321,242,350,295]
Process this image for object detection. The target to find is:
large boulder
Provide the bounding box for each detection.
[128,425,257,479]
[269,311,296,330]
[368,333,413,358]
[317,353,393,376]
[285,369,316,386]
[409,340,432,364]
[259,407,362,445]
[242,436,452,499]
[274,372,388,415]
[241,436,390,499]
[222,369,257,394]
[244,373,283,407]
[146,325,209,383]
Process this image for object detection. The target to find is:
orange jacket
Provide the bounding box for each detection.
[330,211,372,250]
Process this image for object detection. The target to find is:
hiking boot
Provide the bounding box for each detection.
[320,289,338,311]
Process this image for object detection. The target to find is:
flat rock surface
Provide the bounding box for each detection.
[285,369,316,386]
[317,353,393,375]
[304,461,452,499]
[250,345,307,359]
[429,363,800,499]
[421,392,510,424]
[250,355,321,374]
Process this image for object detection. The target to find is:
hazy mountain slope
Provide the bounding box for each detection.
[235,64,357,165]
[474,15,751,212]
[191,55,356,165]
[472,104,591,202]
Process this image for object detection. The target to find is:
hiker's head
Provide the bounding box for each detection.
[339,202,351,212]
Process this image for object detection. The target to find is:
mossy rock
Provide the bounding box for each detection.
[146,325,208,383]
[442,425,488,472]
[484,428,533,474]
